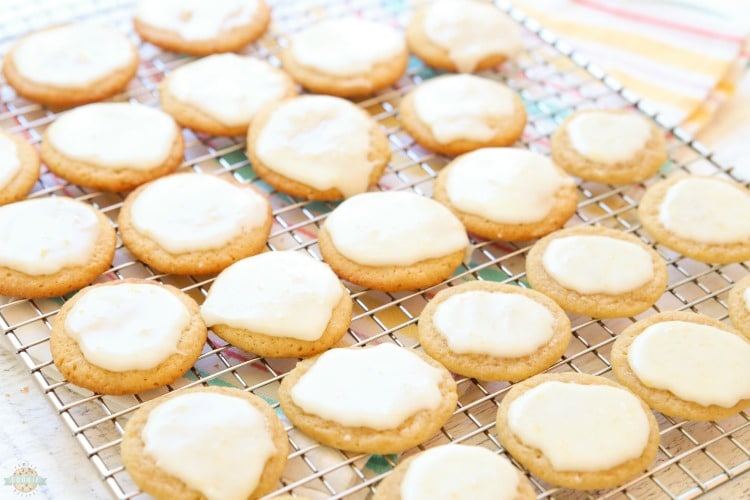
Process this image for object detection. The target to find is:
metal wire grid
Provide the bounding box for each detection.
[1,0,749,498]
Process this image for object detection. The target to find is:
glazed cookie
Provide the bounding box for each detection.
[638,175,750,263]
[418,281,571,381]
[247,95,390,200]
[729,275,750,338]
[0,131,40,205]
[41,103,184,192]
[433,148,577,241]
[118,173,271,275]
[0,197,115,298]
[160,54,297,136]
[3,23,138,107]
[201,251,352,358]
[318,191,469,292]
[496,372,660,490]
[373,444,535,500]
[406,0,522,73]
[280,17,408,97]
[611,311,750,421]
[122,386,287,500]
[551,109,667,184]
[400,75,526,156]
[278,343,457,454]
[525,226,667,318]
[134,0,271,55]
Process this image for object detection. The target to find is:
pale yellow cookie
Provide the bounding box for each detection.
[0,131,40,206]
[729,275,750,338]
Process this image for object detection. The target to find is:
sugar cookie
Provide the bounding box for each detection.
[0,131,40,206]
[729,275,750,338]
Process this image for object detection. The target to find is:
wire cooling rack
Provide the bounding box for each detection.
[1,0,750,498]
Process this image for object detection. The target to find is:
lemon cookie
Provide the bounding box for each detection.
[418,281,571,381]
[729,275,750,338]
[50,279,206,395]
[122,386,287,500]
[160,54,297,136]
[0,131,40,206]
[0,197,115,298]
[406,0,522,73]
[318,191,469,292]
[280,17,408,97]
[247,95,390,200]
[373,444,535,500]
[3,24,138,107]
[41,103,183,192]
[134,0,271,55]
[434,148,577,241]
[496,372,660,490]
[611,311,750,421]
[638,175,750,263]
[278,343,457,454]
[118,173,272,275]
[525,226,667,318]
[400,75,526,156]
[201,251,352,358]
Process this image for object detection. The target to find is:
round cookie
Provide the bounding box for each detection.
[247,95,390,200]
[280,17,408,97]
[318,191,469,292]
[637,175,750,263]
[418,281,571,381]
[122,386,288,500]
[278,343,457,454]
[406,0,522,73]
[118,173,272,275]
[729,275,750,338]
[134,0,271,56]
[525,225,667,318]
[160,54,297,136]
[0,131,40,206]
[551,109,667,184]
[50,279,207,395]
[433,148,577,241]
[400,74,526,156]
[373,444,535,500]
[0,197,116,299]
[201,251,352,358]
[611,311,750,421]
[41,103,184,192]
[3,23,138,107]
[496,372,660,490]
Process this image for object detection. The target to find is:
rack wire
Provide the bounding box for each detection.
[1,0,749,498]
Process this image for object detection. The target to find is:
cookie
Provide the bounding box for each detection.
[496,372,660,490]
[400,74,526,156]
[122,386,287,500]
[611,311,750,421]
[280,17,408,97]
[373,444,535,500]
[41,103,184,192]
[247,95,390,200]
[525,226,667,318]
[3,23,138,107]
[134,0,271,56]
[637,175,750,263]
[0,131,40,206]
[0,197,116,298]
[160,54,297,136]
[729,275,750,338]
[201,251,352,358]
[433,148,577,241]
[278,343,457,454]
[50,279,207,395]
[318,191,469,292]
[118,173,272,275]
[551,109,667,184]
[418,281,571,381]
[406,0,522,73]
